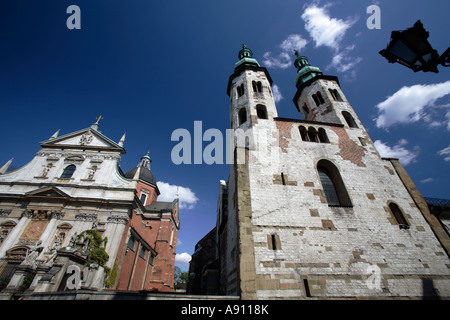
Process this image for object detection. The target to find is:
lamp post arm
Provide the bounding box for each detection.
[438,47,450,67]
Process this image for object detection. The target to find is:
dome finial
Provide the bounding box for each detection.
[235,44,260,70]
[140,150,152,170]
[238,44,253,60]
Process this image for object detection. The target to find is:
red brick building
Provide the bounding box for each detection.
[114,153,180,292]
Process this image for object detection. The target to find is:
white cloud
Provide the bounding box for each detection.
[328,45,363,74]
[420,178,435,184]
[437,145,450,162]
[272,84,283,103]
[156,181,199,210]
[374,81,450,129]
[374,139,419,166]
[301,4,361,76]
[175,252,192,267]
[263,51,291,69]
[263,34,308,70]
[301,4,354,49]
[279,34,308,52]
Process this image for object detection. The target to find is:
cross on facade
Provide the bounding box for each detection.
[95,115,104,124]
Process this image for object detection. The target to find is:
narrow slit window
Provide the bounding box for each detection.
[281,172,286,185]
[271,235,277,250]
[304,279,312,297]
[268,234,281,250]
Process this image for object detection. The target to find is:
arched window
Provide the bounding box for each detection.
[312,91,325,106]
[60,164,76,179]
[252,81,263,93]
[256,105,268,119]
[299,126,308,141]
[342,111,358,128]
[318,128,329,143]
[317,160,352,207]
[308,127,318,142]
[237,83,245,97]
[312,94,320,106]
[389,203,409,229]
[317,91,324,104]
[329,88,343,102]
[238,108,247,126]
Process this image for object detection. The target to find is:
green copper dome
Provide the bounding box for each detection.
[294,51,322,87]
[235,44,260,70]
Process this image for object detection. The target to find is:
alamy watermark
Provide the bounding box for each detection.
[366,5,381,30]
[365,265,382,291]
[170,121,282,171]
[66,265,82,290]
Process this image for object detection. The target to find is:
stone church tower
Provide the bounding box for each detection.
[216,46,450,299]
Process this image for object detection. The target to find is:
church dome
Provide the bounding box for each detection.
[124,153,157,186]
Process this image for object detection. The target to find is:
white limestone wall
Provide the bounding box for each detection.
[247,119,450,298]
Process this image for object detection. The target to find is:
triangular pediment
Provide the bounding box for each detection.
[25,186,70,199]
[40,128,124,153]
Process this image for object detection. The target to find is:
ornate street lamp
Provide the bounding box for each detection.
[379,20,450,73]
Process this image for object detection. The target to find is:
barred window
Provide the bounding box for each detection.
[139,246,146,259]
[318,167,340,206]
[127,235,135,250]
[317,160,352,207]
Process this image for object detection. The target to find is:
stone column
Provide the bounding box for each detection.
[0,214,30,258]
[104,214,128,270]
[37,210,64,261]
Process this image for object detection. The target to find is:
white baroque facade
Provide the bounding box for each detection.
[0,121,135,296]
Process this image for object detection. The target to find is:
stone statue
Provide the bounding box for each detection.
[41,163,53,177]
[43,244,59,266]
[87,166,97,180]
[22,240,43,267]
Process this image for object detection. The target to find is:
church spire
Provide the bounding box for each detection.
[234,44,260,71]
[293,51,322,87]
[118,132,126,147]
[0,158,13,174]
[49,129,60,140]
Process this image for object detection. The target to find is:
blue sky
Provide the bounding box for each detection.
[1,1,449,271]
